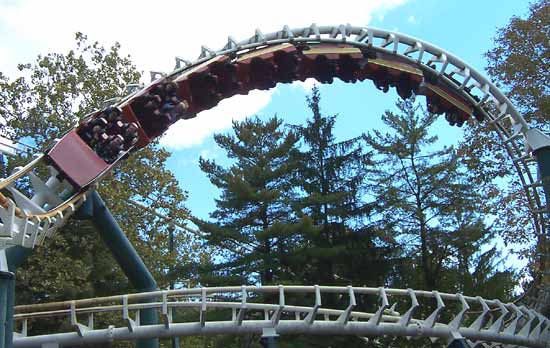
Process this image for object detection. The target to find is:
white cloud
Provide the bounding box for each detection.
[0,46,13,73]
[407,15,417,24]
[291,78,319,92]
[0,0,410,148]
[160,89,274,149]
[199,149,212,159]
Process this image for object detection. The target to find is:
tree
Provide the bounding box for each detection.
[363,98,518,348]
[485,0,549,127]
[0,33,202,306]
[455,0,550,286]
[195,94,394,347]
[365,98,515,295]
[291,87,392,288]
[195,116,303,286]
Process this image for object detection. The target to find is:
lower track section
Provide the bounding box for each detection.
[12,286,550,348]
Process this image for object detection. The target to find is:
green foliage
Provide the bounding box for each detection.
[464,0,550,279]
[0,33,201,308]
[0,32,140,146]
[485,0,550,127]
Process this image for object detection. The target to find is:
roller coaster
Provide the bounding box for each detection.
[0,24,549,348]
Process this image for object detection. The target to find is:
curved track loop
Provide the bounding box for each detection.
[12,286,550,348]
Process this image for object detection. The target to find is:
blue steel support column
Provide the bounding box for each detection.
[5,247,32,273]
[533,146,550,304]
[260,337,278,348]
[0,271,14,348]
[89,191,159,348]
[260,328,278,348]
[447,339,469,348]
[4,272,14,348]
[0,272,8,348]
[534,147,550,209]
[3,246,33,348]
[168,228,180,348]
[2,173,78,348]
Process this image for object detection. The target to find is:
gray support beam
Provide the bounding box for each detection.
[12,319,549,348]
[40,343,58,348]
[89,191,159,348]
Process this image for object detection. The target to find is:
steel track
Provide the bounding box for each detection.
[12,285,550,348]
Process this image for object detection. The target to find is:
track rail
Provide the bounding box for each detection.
[12,286,550,348]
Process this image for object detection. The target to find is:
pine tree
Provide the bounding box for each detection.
[365,97,515,295]
[195,116,303,286]
[289,87,390,287]
[269,87,395,348]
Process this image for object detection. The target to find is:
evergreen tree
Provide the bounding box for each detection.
[365,98,515,296]
[196,94,394,347]
[273,88,395,348]
[195,116,303,286]
[290,87,390,287]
